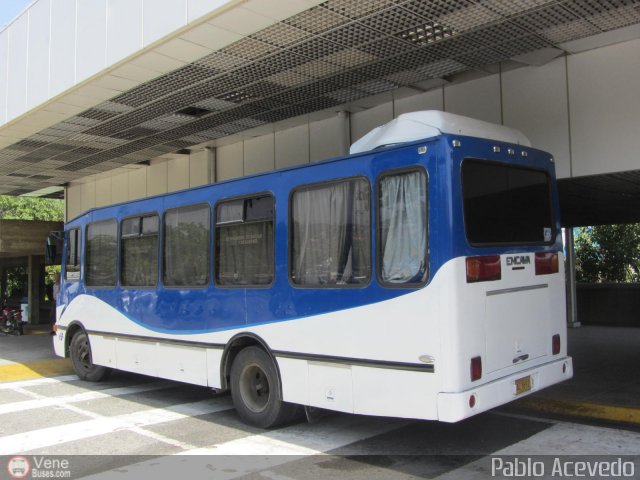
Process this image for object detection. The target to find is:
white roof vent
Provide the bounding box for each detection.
[349,110,531,154]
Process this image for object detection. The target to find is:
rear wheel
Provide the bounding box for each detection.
[70,331,111,382]
[230,346,301,428]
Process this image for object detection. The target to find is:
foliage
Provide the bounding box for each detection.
[574,224,640,283]
[0,195,64,298]
[0,195,64,221]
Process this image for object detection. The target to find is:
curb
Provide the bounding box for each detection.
[513,396,640,426]
[0,358,73,383]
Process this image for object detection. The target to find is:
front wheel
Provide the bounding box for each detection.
[230,346,301,428]
[70,331,111,382]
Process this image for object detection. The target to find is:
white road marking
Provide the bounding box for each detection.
[0,381,176,415]
[0,398,233,455]
[85,415,408,480]
[0,375,77,390]
[129,426,198,451]
[181,415,407,455]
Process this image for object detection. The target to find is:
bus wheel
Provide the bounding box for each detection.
[70,331,111,382]
[230,346,300,428]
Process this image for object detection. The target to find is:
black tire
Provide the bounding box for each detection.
[70,331,111,382]
[230,346,301,428]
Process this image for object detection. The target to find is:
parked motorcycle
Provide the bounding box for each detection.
[0,301,25,335]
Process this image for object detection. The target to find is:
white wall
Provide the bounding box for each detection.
[0,0,235,124]
[66,151,214,219]
[568,39,640,177]
[502,57,572,178]
[350,39,640,180]
[444,74,501,125]
[0,0,324,126]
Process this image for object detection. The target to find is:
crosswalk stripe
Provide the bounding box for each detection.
[181,414,406,455]
[0,381,176,415]
[0,374,77,390]
[0,397,234,455]
[85,415,408,480]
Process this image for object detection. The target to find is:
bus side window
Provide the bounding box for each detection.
[86,219,118,287]
[290,178,371,287]
[65,228,81,282]
[378,169,428,286]
[163,204,210,287]
[121,215,159,287]
[215,195,274,287]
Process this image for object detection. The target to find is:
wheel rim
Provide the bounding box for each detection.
[76,338,92,371]
[239,363,271,413]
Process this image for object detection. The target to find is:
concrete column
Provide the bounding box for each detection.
[0,267,6,300]
[338,110,351,156]
[206,146,217,183]
[565,228,581,328]
[27,255,43,324]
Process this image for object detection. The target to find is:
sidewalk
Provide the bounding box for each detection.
[509,325,640,426]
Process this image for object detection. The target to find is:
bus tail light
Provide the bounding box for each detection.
[466,256,501,283]
[470,356,482,381]
[552,334,561,355]
[535,252,559,275]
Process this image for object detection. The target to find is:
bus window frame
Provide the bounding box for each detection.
[460,158,557,248]
[84,218,118,289]
[288,175,372,290]
[162,202,211,289]
[375,166,430,289]
[64,227,81,283]
[120,211,161,289]
[213,191,276,289]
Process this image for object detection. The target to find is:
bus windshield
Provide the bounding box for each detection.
[462,159,554,246]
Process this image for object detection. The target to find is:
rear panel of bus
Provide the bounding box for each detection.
[438,135,569,401]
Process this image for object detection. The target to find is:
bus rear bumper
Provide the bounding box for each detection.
[437,356,573,422]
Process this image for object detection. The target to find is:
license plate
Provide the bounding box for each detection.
[515,376,532,395]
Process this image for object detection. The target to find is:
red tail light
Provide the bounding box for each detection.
[552,334,561,355]
[466,255,501,283]
[470,356,482,381]
[535,252,559,275]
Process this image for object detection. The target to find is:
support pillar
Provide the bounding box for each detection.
[27,255,43,324]
[337,110,350,156]
[205,146,217,184]
[565,228,580,328]
[0,266,6,301]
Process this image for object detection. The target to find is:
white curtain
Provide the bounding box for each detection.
[379,171,427,284]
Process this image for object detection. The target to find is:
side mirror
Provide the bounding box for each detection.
[45,231,63,265]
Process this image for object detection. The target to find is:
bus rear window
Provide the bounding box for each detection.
[462,160,554,245]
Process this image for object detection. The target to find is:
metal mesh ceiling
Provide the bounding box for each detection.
[1,0,639,195]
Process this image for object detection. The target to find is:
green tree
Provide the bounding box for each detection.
[0,195,64,298]
[574,224,640,283]
[0,195,64,221]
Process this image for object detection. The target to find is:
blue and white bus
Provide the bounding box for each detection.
[53,111,573,428]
